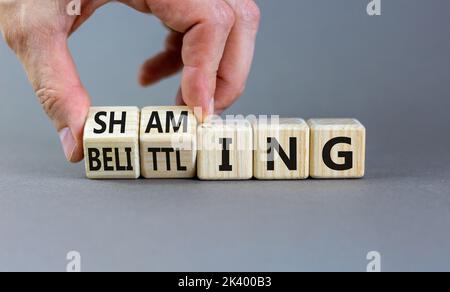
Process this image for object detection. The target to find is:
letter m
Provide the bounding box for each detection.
[166,111,189,133]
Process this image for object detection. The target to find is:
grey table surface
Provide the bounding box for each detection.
[1,126,449,272]
[1,0,450,271]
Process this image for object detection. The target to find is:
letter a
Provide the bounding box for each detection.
[67,0,81,16]
[367,0,381,16]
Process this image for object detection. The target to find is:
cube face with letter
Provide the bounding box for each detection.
[83,107,140,179]
[140,106,197,178]
[308,119,366,179]
[253,118,309,180]
[197,119,253,180]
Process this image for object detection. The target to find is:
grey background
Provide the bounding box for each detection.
[1,0,450,272]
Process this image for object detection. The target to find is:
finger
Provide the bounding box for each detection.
[175,87,186,106]
[214,0,260,113]
[21,37,90,163]
[139,30,183,86]
[146,0,236,121]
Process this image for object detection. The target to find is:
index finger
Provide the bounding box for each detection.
[146,0,235,121]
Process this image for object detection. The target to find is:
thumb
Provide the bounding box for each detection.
[21,38,90,163]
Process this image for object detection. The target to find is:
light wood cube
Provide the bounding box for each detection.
[140,106,197,178]
[308,119,366,179]
[197,119,253,180]
[253,118,309,180]
[83,107,140,179]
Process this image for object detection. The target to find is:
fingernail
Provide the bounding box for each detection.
[59,127,77,162]
[207,98,215,116]
[199,99,215,123]
[214,109,224,116]
[193,106,204,123]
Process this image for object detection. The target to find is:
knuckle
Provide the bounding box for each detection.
[2,26,28,53]
[238,0,261,28]
[211,2,236,30]
[2,23,54,55]
[36,87,60,119]
[1,14,61,55]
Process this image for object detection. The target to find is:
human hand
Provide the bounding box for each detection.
[0,0,260,162]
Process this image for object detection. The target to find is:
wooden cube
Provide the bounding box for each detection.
[197,119,253,180]
[308,119,366,179]
[253,118,309,180]
[140,106,197,178]
[83,107,140,179]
